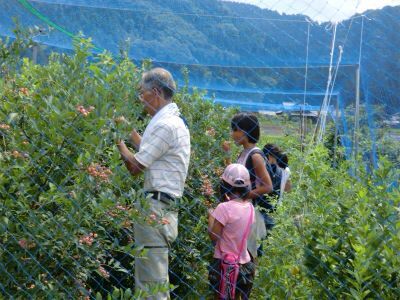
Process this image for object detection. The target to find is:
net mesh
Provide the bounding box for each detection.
[0,0,399,299]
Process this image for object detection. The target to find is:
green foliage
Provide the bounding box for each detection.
[1,30,399,299]
[0,30,235,299]
[0,20,38,77]
[0,34,146,298]
[253,145,400,299]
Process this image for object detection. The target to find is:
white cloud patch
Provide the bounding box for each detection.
[222,0,400,22]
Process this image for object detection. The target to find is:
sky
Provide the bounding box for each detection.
[222,0,400,22]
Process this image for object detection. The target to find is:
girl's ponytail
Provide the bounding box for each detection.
[263,143,289,169]
[278,153,288,169]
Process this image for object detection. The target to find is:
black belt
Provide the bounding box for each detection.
[146,191,174,204]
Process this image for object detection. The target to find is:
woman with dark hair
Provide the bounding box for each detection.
[223,113,273,258]
[228,113,272,201]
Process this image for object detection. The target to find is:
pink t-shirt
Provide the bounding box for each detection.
[212,200,255,264]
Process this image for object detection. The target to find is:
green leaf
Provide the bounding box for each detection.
[7,112,19,124]
[111,288,121,299]
[123,288,132,299]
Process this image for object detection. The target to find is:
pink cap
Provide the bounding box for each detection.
[221,164,251,188]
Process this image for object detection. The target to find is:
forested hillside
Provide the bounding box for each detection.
[0,0,399,111]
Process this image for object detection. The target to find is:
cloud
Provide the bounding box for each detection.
[222,0,400,22]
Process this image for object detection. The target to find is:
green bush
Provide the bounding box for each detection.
[0,32,233,298]
[253,145,400,299]
[1,30,399,299]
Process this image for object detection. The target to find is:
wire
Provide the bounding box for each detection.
[29,0,311,23]
[300,22,311,150]
[16,0,360,69]
[312,22,338,143]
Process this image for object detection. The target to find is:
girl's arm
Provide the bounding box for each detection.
[285,179,292,192]
[208,208,215,231]
[208,219,224,242]
[247,153,273,199]
[222,141,232,165]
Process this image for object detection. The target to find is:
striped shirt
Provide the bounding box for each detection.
[134,103,190,198]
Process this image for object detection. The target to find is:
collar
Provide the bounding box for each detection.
[142,103,180,140]
[150,102,179,123]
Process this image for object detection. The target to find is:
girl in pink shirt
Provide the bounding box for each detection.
[208,164,255,299]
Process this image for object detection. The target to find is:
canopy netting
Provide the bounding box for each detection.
[1,0,399,163]
[0,0,399,299]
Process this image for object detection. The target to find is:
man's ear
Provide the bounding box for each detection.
[153,87,162,98]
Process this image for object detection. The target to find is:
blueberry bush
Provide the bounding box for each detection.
[1,29,399,299]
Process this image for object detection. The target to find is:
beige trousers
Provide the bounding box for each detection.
[135,198,178,300]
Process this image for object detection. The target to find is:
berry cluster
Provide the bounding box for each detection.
[86,163,112,181]
[18,87,29,96]
[11,150,29,159]
[78,232,97,246]
[146,213,171,226]
[114,115,128,124]
[98,266,110,279]
[0,123,10,130]
[18,239,36,249]
[76,105,95,117]
[201,175,214,197]
[205,127,216,137]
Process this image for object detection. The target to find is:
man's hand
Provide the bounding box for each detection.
[116,139,129,154]
[117,140,145,176]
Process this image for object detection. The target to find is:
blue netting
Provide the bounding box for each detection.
[1,1,399,298]
[1,0,398,214]
[1,1,398,116]
[0,0,398,220]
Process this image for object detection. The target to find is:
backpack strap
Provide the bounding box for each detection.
[242,147,264,167]
[179,114,189,129]
[241,147,266,190]
[236,204,254,262]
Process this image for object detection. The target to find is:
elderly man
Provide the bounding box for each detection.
[117,68,190,299]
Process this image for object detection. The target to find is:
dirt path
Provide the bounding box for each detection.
[260,124,284,136]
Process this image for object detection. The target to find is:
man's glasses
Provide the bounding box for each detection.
[137,87,162,101]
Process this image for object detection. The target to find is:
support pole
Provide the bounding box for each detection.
[333,96,339,167]
[300,108,304,151]
[301,22,311,152]
[353,64,361,174]
[32,45,38,64]
[352,16,364,176]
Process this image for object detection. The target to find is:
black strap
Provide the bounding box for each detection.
[243,149,277,211]
[146,191,174,205]
[244,148,267,190]
[179,114,189,129]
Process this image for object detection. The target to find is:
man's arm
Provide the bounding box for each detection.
[130,129,142,151]
[117,140,145,176]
